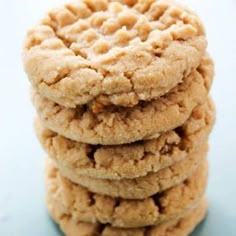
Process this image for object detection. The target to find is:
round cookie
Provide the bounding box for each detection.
[24,0,207,108]
[32,56,213,145]
[45,159,208,228]
[36,99,215,180]
[47,196,208,236]
[51,145,208,199]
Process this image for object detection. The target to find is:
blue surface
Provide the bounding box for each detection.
[0,0,236,235]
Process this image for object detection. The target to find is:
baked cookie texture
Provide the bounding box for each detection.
[23,0,215,234]
[47,196,208,236]
[24,0,207,108]
[45,159,208,228]
[32,55,213,145]
[36,98,215,180]
[52,145,208,199]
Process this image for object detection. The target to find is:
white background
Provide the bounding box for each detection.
[0,0,236,235]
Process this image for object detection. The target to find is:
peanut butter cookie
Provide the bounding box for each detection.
[45,159,208,228]
[52,145,207,199]
[33,56,213,145]
[47,196,207,236]
[24,0,207,108]
[36,99,214,179]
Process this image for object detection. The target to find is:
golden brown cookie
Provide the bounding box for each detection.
[51,145,208,199]
[47,196,208,236]
[45,159,208,228]
[24,0,207,108]
[36,99,214,179]
[32,56,213,145]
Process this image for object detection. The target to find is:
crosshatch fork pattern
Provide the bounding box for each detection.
[24,0,207,108]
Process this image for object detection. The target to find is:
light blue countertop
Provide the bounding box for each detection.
[0,0,236,235]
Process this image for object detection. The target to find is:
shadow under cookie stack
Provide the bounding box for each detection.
[23,0,215,235]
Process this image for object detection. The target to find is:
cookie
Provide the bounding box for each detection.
[24,0,207,108]
[32,55,213,145]
[51,145,207,199]
[47,196,208,236]
[45,159,208,228]
[36,99,214,179]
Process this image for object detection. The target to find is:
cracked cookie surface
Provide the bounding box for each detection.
[24,0,207,108]
[36,99,214,179]
[33,56,213,145]
[52,145,208,199]
[45,159,208,228]
[47,195,208,236]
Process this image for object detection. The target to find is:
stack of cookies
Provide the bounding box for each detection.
[23,0,215,235]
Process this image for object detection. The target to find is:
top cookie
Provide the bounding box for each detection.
[23,0,206,108]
